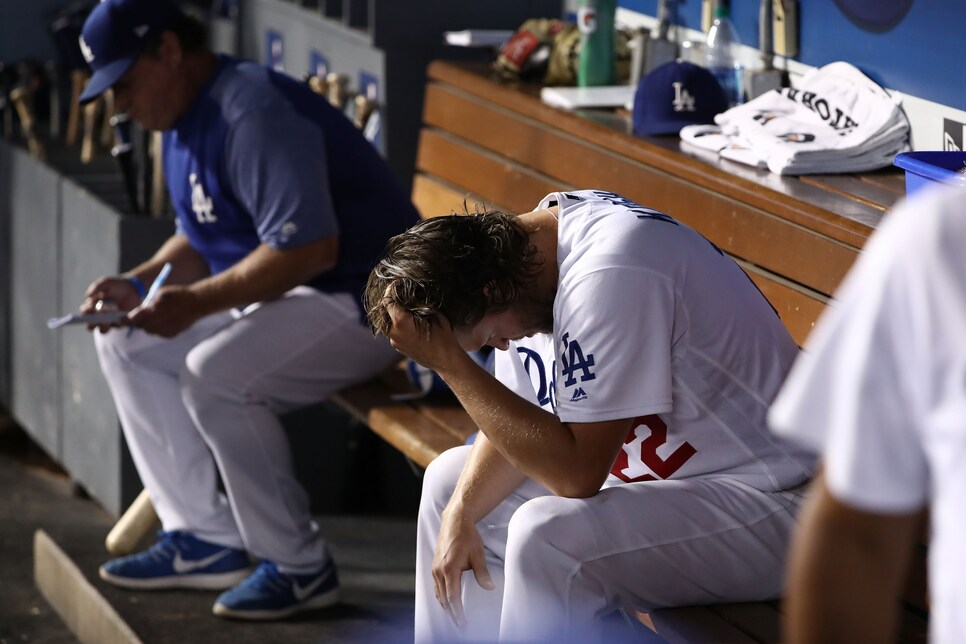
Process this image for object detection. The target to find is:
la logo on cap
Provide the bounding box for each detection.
[672,82,696,113]
[633,61,728,136]
[79,35,94,63]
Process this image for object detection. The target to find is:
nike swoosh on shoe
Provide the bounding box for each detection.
[292,568,333,602]
[172,548,233,574]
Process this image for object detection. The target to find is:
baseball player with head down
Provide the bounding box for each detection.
[74,0,418,620]
[365,189,816,641]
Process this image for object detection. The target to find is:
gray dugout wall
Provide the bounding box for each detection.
[1,140,173,515]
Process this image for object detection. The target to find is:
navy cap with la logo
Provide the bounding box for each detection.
[632,61,728,136]
[78,0,183,105]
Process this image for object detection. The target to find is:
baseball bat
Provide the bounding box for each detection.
[65,69,89,146]
[352,94,377,130]
[105,488,159,556]
[99,89,115,149]
[149,130,165,217]
[306,73,329,99]
[9,86,46,160]
[80,95,101,163]
[110,112,141,214]
[325,72,349,111]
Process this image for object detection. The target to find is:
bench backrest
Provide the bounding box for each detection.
[411,61,904,347]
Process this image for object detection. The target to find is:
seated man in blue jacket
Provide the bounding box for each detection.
[75,0,418,620]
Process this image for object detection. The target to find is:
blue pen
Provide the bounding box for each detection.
[142,262,173,306]
[128,262,172,336]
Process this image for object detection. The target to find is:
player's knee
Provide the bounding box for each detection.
[179,347,241,418]
[506,496,583,572]
[182,339,241,389]
[421,445,470,512]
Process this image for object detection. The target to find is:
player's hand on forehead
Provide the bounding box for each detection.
[385,301,461,372]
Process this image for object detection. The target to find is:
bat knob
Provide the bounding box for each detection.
[111,142,132,158]
[110,112,132,147]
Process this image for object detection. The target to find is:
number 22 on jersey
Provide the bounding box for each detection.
[610,415,696,482]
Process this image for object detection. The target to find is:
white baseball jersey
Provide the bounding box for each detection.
[496,190,813,491]
[769,186,966,644]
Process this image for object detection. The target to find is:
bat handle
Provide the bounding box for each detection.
[352,95,377,130]
[10,86,45,160]
[80,98,101,163]
[325,72,349,110]
[150,130,165,218]
[307,74,329,98]
[105,489,159,556]
[100,90,116,148]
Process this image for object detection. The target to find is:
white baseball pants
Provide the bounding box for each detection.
[415,445,806,642]
[94,286,399,573]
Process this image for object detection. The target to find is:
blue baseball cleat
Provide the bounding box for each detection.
[212,557,340,620]
[99,530,253,590]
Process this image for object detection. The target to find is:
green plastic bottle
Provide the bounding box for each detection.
[576,0,616,87]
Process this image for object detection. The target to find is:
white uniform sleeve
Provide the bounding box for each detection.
[554,266,675,423]
[769,194,944,514]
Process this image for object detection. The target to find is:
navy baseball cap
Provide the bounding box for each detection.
[632,61,728,136]
[78,0,183,104]
[833,0,912,33]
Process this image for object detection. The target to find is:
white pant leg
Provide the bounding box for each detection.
[94,313,242,547]
[415,445,554,643]
[500,477,804,643]
[180,288,399,573]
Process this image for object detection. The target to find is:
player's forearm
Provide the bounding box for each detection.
[187,236,337,316]
[446,434,528,523]
[784,476,922,643]
[438,354,605,497]
[126,235,210,287]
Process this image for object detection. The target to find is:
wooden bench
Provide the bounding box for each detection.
[330,364,474,469]
[332,59,929,642]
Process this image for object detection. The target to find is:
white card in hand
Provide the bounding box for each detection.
[47,310,127,329]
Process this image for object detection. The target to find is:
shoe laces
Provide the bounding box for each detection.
[146,530,184,562]
[246,561,291,592]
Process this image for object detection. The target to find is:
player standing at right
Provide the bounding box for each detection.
[770,185,965,643]
[364,189,816,641]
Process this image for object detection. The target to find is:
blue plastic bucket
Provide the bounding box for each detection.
[893,151,966,195]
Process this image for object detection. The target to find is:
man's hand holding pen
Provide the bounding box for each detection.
[127,284,206,338]
[80,262,205,337]
[122,262,204,338]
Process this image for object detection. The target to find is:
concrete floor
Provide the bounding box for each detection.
[0,412,652,644]
[0,418,418,643]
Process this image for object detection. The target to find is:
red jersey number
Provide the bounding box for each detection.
[610,415,696,482]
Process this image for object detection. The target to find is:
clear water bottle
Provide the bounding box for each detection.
[705,1,744,106]
[577,0,616,87]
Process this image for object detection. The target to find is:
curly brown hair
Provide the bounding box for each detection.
[364,210,542,336]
